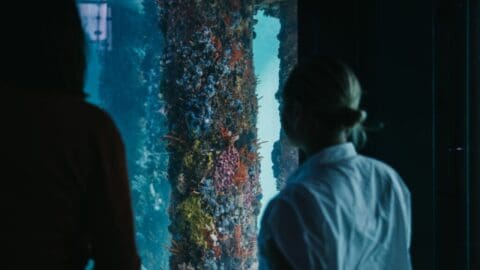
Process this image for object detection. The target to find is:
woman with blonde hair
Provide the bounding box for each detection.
[259,57,412,270]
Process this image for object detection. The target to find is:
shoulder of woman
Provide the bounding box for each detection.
[359,155,411,198]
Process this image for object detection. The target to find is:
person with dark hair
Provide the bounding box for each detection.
[0,1,140,269]
[258,57,412,270]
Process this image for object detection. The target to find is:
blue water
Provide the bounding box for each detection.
[83,7,282,269]
[84,44,101,106]
[254,11,282,223]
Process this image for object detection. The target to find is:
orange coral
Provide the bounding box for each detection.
[246,151,258,163]
[220,126,231,140]
[236,247,255,259]
[211,35,223,61]
[217,233,229,242]
[244,59,254,82]
[229,44,243,68]
[220,126,239,144]
[223,14,232,26]
[233,161,248,187]
[211,35,222,51]
[234,225,243,257]
[213,245,222,258]
[240,146,258,165]
[234,225,242,241]
[233,226,255,258]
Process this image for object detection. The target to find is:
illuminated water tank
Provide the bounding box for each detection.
[78,0,112,50]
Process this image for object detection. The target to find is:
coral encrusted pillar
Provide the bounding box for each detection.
[158,1,261,269]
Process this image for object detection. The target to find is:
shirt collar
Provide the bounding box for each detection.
[306,142,358,166]
[286,143,358,184]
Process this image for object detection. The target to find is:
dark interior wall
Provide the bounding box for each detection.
[471,1,480,267]
[436,0,480,269]
[298,1,435,269]
[435,0,469,269]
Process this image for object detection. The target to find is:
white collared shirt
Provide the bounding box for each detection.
[258,143,412,270]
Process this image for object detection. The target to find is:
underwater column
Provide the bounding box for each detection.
[158,1,261,269]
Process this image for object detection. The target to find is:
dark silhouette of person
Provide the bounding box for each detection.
[258,57,412,270]
[0,1,140,269]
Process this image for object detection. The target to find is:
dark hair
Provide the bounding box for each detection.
[283,56,367,144]
[1,1,86,97]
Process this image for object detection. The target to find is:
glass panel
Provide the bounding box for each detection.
[78,3,109,42]
[80,1,298,268]
[253,10,281,220]
[75,1,480,269]
[81,1,170,269]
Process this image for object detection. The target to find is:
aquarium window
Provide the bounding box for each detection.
[78,1,112,49]
[80,1,298,268]
[254,11,282,219]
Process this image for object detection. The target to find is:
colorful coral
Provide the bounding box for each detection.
[158,0,262,269]
[213,144,241,193]
[177,195,215,250]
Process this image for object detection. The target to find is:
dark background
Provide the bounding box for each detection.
[298,0,479,269]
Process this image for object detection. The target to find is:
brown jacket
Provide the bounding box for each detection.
[1,92,140,270]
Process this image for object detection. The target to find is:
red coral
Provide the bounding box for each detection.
[240,147,258,165]
[223,14,232,26]
[234,225,243,257]
[213,245,222,258]
[220,127,232,140]
[220,127,239,144]
[229,44,243,68]
[233,161,248,187]
[233,225,254,259]
[211,35,222,51]
[244,59,254,82]
[211,34,223,61]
